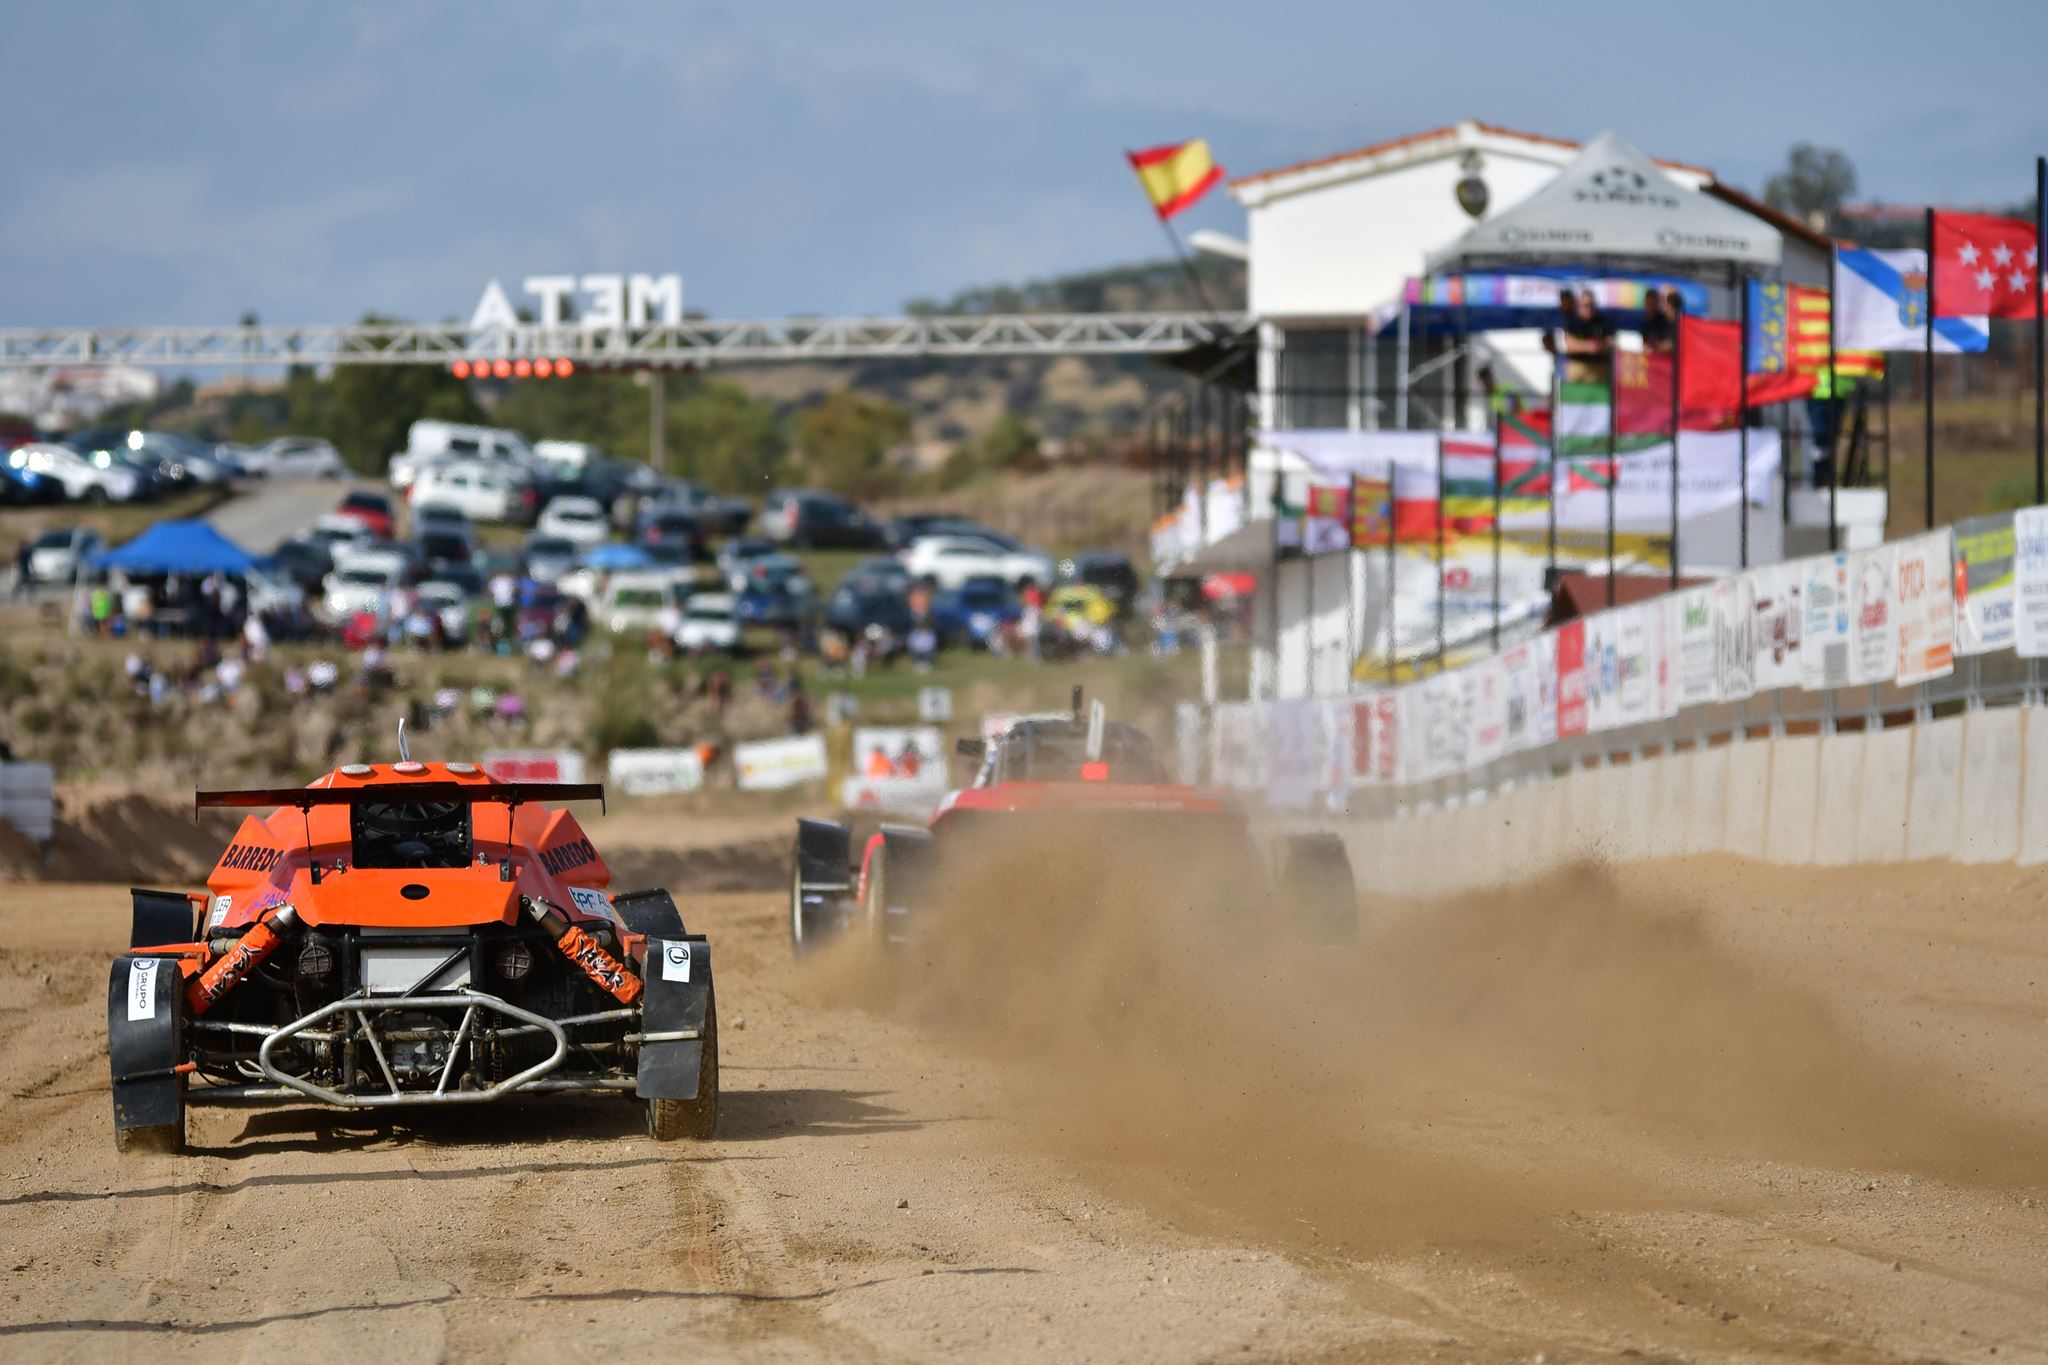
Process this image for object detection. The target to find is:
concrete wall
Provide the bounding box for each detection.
[1307,704,2048,896]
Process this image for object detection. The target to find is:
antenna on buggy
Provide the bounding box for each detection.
[397,717,412,763]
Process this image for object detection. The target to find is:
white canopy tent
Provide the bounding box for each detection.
[1427,131,1781,277]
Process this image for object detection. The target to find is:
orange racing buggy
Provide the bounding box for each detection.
[789,693,1356,952]
[107,755,717,1152]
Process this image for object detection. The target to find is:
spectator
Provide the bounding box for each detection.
[786,676,812,735]
[1567,288,1614,383]
[12,539,30,599]
[1639,289,1674,354]
[488,568,518,642]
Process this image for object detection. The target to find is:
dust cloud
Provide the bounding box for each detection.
[799,833,2046,1256]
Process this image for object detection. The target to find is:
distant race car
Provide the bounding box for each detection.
[787,691,1355,954]
[106,736,718,1153]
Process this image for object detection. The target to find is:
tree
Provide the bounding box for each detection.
[311,317,484,472]
[792,392,912,497]
[1764,144,1858,227]
[669,377,787,492]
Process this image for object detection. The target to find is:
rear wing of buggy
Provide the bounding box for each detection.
[193,782,607,820]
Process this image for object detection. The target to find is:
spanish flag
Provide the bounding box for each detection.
[1127,138,1224,219]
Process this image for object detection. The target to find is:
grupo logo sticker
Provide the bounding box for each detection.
[661,941,692,983]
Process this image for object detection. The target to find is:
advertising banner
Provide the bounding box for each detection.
[1555,620,1589,738]
[1416,669,1470,780]
[1351,693,1399,785]
[1674,586,1718,706]
[1469,659,1507,765]
[1320,698,1354,811]
[1714,573,1757,702]
[1533,629,1559,749]
[1584,611,1622,733]
[2016,507,2048,658]
[1801,553,1853,690]
[1614,604,1657,727]
[734,734,829,791]
[482,750,587,784]
[1893,530,1956,686]
[1211,701,1265,791]
[1848,544,1898,685]
[1953,512,2017,656]
[606,747,705,797]
[1266,700,1322,810]
[1499,643,1539,753]
[844,725,947,815]
[1751,562,1804,693]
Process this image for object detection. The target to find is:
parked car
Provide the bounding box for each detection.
[521,534,582,585]
[241,436,347,480]
[410,502,474,544]
[656,480,753,536]
[732,554,814,627]
[536,495,610,550]
[411,579,476,645]
[1058,551,1142,616]
[600,571,687,636]
[931,575,1021,649]
[413,530,472,575]
[127,431,237,487]
[638,508,706,561]
[825,581,914,653]
[388,420,538,490]
[10,442,143,503]
[715,536,777,578]
[242,565,305,618]
[334,489,397,539]
[675,592,741,652]
[265,537,335,594]
[407,460,534,524]
[844,555,913,596]
[321,558,411,623]
[899,530,1053,592]
[886,512,988,550]
[26,527,103,582]
[760,488,886,549]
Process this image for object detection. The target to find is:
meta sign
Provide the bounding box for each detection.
[470,274,684,331]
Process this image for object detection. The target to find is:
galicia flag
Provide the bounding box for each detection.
[1836,247,1988,352]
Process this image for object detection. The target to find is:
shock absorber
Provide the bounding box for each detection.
[522,896,643,1005]
[186,904,299,1017]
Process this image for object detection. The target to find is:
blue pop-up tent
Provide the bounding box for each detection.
[91,520,258,575]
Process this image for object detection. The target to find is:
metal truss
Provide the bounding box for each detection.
[0,312,1250,369]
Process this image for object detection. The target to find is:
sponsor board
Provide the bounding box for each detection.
[606,747,705,797]
[1751,562,1803,693]
[2011,507,2048,657]
[1848,545,1897,685]
[1953,512,2017,656]
[734,734,829,791]
[1894,530,1956,686]
[1801,553,1853,690]
[482,750,587,784]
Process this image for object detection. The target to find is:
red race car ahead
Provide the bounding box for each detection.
[788,692,1356,954]
[107,743,717,1153]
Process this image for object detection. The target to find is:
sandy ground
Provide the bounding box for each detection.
[0,843,2044,1362]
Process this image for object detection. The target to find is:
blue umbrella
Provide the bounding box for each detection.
[580,543,651,570]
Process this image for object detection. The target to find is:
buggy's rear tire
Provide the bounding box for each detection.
[1276,833,1358,944]
[645,993,718,1141]
[615,889,686,940]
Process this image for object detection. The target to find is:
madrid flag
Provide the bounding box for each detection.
[1127,139,1225,219]
[1931,211,2042,320]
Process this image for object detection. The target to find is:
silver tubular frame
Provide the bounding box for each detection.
[250,988,578,1109]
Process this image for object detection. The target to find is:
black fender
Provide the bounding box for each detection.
[107,954,186,1146]
[130,888,196,948]
[790,818,855,956]
[1273,832,1357,943]
[613,887,686,939]
[863,824,938,946]
[636,935,713,1100]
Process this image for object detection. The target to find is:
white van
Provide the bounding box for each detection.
[388,421,536,490]
[406,460,531,524]
[534,439,602,469]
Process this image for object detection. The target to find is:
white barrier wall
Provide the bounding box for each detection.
[1302,705,2048,896]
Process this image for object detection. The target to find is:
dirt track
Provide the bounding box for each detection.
[1,841,2045,1361]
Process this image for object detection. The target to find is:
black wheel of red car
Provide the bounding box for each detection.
[646,992,718,1141]
[1276,834,1358,944]
[616,889,686,940]
[113,1098,185,1155]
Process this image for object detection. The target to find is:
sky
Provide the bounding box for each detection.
[3,0,2043,329]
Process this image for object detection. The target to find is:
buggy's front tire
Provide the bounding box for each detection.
[646,993,718,1141]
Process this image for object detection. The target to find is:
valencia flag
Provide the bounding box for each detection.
[1127,139,1225,219]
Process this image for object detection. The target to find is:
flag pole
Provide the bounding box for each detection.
[1738,274,1751,569]
[2035,154,2045,505]
[1828,246,1841,552]
[1385,462,1398,683]
[1154,215,1221,316]
[1605,349,1618,610]
[1669,304,1683,592]
[1547,337,1561,586]
[1925,205,1937,530]
[1491,400,1504,651]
